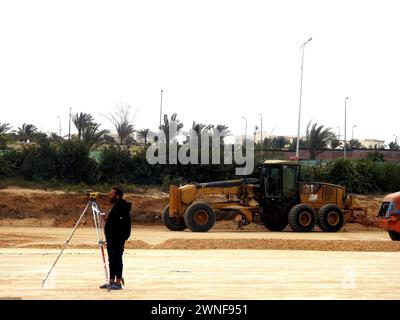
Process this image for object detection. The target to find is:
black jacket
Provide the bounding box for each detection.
[104,199,132,242]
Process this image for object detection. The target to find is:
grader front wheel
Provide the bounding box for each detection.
[184,202,215,232]
[162,205,187,231]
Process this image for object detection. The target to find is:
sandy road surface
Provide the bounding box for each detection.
[0,248,400,300]
[0,224,398,251]
[1,225,399,299]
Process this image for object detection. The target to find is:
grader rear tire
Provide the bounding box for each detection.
[184,202,215,232]
[162,205,187,231]
[288,204,317,232]
[317,204,344,232]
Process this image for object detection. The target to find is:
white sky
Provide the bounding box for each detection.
[1,0,399,144]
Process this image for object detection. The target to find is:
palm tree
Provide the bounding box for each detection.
[72,112,94,140]
[0,123,11,135]
[0,123,12,150]
[161,113,184,141]
[306,121,336,160]
[348,139,363,150]
[114,121,135,145]
[161,113,184,158]
[17,123,38,142]
[289,138,307,152]
[137,128,150,145]
[330,138,342,149]
[81,123,109,148]
[389,141,400,151]
[105,104,136,146]
[271,136,290,150]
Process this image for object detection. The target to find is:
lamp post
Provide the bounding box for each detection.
[68,107,72,139]
[352,125,357,141]
[159,89,163,129]
[336,126,341,141]
[57,116,62,137]
[394,134,398,145]
[241,116,247,145]
[296,37,313,159]
[259,113,263,158]
[344,97,349,159]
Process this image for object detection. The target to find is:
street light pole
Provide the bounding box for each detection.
[68,107,72,139]
[344,97,349,159]
[259,113,263,158]
[296,37,313,159]
[57,116,62,137]
[241,116,247,145]
[352,125,357,141]
[336,126,341,141]
[159,90,163,129]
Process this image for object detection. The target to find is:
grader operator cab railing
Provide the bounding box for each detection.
[162,160,358,232]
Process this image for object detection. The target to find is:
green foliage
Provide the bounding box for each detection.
[17,123,38,142]
[98,145,135,183]
[20,141,58,180]
[365,150,385,162]
[263,136,290,150]
[306,121,336,159]
[1,127,400,195]
[300,158,400,194]
[375,162,400,192]
[57,140,97,183]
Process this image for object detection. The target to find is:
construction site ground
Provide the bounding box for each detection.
[1,187,399,300]
[1,223,400,300]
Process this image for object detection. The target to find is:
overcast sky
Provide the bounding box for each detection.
[1,0,399,144]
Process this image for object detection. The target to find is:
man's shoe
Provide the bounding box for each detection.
[99,283,111,289]
[109,283,122,290]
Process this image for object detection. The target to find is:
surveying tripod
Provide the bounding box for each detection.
[41,192,110,291]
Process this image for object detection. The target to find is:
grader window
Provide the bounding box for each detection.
[282,165,298,197]
[264,167,281,197]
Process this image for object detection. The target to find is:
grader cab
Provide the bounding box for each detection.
[162,160,356,232]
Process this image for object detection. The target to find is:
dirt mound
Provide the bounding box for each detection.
[346,195,384,226]
[0,186,386,228]
[3,237,399,252]
[153,238,400,251]
[0,187,169,227]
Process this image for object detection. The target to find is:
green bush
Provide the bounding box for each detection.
[20,142,58,181]
[57,140,97,184]
[0,150,25,177]
[98,146,135,183]
[375,162,400,193]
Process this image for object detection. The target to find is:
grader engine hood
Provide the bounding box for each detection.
[300,182,346,209]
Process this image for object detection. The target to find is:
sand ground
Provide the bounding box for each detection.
[0,224,399,299]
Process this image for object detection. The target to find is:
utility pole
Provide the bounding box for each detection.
[241,116,247,145]
[159,90,163,129]
[296,37,313,159]
[57,116,62,137]
[344,97,349,159]
[259,113,263,159]
[68,107,72,139]
[352,125,357,141]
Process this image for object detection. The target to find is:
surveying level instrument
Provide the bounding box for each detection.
[41,192,110,291]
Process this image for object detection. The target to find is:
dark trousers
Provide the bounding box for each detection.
[107,239,125,280]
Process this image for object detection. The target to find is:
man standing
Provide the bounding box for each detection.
[100,187,131,290]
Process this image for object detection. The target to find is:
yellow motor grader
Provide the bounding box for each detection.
[162,160,361,232]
